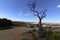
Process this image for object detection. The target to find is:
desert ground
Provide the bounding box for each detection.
[0,27,38,40]
[0,26,60,40]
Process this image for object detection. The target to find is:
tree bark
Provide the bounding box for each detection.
[38,18,44,38]
[38,19,41,37]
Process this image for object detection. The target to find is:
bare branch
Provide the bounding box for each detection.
[33,10,38,16]
[28,2,47,20]
[40,9,47,19]
[28,2,36,11]
[41,14,46,19]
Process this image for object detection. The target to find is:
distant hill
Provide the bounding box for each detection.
[13,21,60,28]
[13,21,37,28]
[13,21,28,27]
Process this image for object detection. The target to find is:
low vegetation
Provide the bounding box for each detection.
[49,31,60,40]
[0,18,14,30]
[21,28,60,40]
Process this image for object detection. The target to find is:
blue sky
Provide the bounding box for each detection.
[0,0,60,22]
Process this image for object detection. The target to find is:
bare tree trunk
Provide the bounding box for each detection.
[38,19,49,40]
[39,19,42,31]
[38,19,42,38]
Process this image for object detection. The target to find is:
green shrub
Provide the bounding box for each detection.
[32,29,36,32]
[27,29,36,34]
[21,38,28,40]
[51,32,60,40]
[47,30,60,40]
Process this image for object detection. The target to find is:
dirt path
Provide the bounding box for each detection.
[0,27,37,40]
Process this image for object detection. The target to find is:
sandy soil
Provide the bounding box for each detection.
[0,27,37,40]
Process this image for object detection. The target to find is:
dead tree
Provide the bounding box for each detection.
[28,2,47,38]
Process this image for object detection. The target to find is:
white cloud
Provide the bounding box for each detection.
[18,13,31,16]
[57,5,60,8]
[17,11,32,16]
[24,14,31,16]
